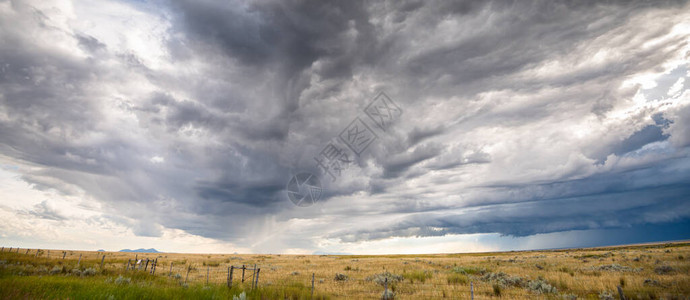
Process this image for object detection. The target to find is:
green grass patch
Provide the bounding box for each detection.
[447,273,468,285]
[451,266,486,275]
[402,270,433,283]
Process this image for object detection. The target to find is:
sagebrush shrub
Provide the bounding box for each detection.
[334,273,348,281]
[82,268,97,276]
[366,272,403,286]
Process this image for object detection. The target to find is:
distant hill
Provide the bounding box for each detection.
[119,248,160,253]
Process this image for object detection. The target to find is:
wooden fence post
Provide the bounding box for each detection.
[16,247,19,253]
[145,258,150,271]
[227,267,231,288]
[126,259,130,271]
[384,278,388,299]
[618,286,626,300]
[185,265,191,284]
[229,266,234,287]
[251,264,257,288]
[26,249,30,255]
[242,265,245,283]
[169,262,173,276]
[152,258,157,275]
[254,268,260,289]
[311,273,315,299]
[35,250,38,257]
[100,255,105,269]
[471,281,474,300]
[77,254,82,267]
[63,251,66,259]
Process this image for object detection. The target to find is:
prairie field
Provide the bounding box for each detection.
[0,241,688,299]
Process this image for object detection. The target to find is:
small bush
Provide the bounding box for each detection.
[598,290,614,300]
[452,266,486,275]
[114,275,131,285]
[481,272,525,287]
[334,273,348,281]
[366,272,403,286]
[82,268,97,276]
[447,273,468,285]
[643,278,661,286]
[233,291,246,300]
[594,264,640,272]
[203,261,220,267]
[492,283,502,296]
[528,278,557,294]
[50,266,63,275]
[654,265,674,274]
[381,289,395,299]
[71,269,81,276]
[403,270,432,283]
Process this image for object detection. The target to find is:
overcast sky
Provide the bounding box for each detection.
[1,0,689,254]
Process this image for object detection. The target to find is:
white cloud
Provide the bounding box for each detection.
[1,0,689,254]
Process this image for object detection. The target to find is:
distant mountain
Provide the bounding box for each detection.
[97,249,105,252]
[312,250,352,255]
[119,248,160,253]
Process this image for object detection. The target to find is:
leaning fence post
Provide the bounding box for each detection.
[27,249,30,255]
[63,251,66,259]
[100,255,105,269]
[241,265,245,283]
[185,265,191,284]
[254,268,260,289]
[617,286,626,300]
[126,259,130,271]
[471,281,474,300]
[311,273,315,298]
[77,254,82,267]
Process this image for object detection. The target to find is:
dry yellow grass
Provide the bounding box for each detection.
[6,241,689,299]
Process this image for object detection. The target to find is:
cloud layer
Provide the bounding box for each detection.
[0,0,689,253]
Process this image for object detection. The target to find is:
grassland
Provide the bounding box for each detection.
[0,241,688,299]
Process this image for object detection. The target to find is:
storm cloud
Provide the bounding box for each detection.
[0,0,689,253]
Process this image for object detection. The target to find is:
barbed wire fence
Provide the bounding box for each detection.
[2,246,632,299]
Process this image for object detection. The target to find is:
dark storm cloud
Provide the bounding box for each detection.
[1,0,689,251]
[334,158,690,242]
